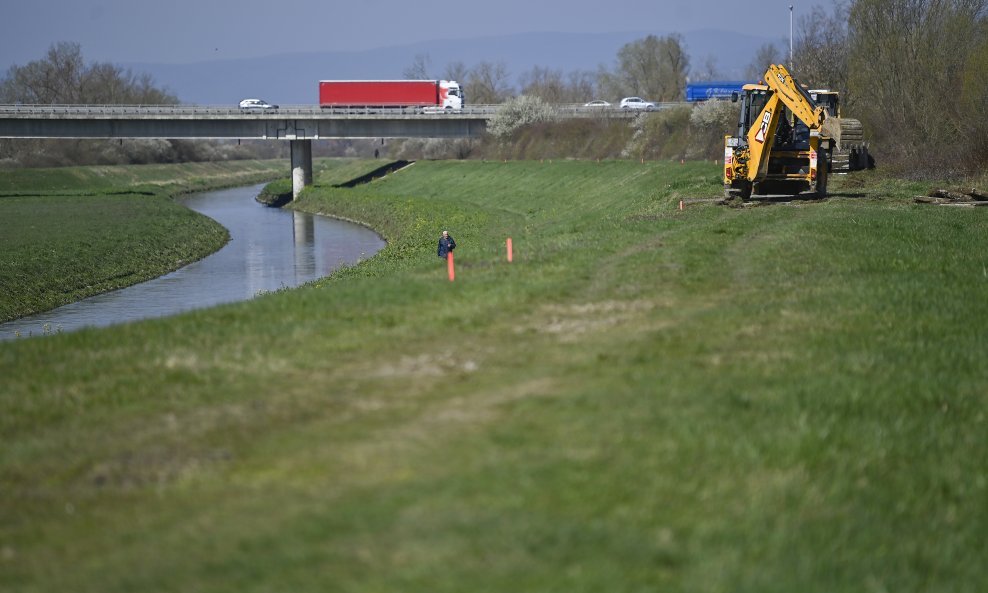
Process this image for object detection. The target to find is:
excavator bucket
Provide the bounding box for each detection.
[820,116,846,149]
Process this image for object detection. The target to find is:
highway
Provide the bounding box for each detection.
[0,103,685,118]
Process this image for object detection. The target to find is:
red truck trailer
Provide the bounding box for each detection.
[318,80,463,110]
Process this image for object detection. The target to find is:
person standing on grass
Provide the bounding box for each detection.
[437,230,456,260]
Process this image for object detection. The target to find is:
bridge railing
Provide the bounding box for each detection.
[0,104,501,116]
[0,102,689,117]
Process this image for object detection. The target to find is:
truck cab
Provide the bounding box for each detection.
[439,81,464,110]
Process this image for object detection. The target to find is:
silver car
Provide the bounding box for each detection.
[238,98,278,111]
[619,97,656,111]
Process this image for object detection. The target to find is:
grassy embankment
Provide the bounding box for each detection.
[2,160,987,592]
[0,159,317,322]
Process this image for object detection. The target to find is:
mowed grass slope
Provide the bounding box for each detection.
[1,160,987,592]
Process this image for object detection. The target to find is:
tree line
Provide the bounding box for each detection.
[0,42,279,167]
[3,0,987,173]
[402,33,691,105]
[399,0,987,174]
[787,0,988,172]
[416,0,988,172]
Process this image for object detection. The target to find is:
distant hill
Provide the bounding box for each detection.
[123,29,777,105]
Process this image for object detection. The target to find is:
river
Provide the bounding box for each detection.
[0,183,385,340]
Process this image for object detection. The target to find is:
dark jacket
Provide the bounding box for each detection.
[437,235,456,258]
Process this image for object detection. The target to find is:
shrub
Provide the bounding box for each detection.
[486,95,557,140]
[623,106,692,161]
[687,100,739,160]
[494,117,631,160]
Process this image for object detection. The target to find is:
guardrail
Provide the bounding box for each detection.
[0,104,495,116]
[0,102,689,117]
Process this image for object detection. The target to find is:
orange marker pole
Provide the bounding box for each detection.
[447,250,455,282]
[506,237,513,262]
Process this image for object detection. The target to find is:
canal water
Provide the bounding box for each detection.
[0,183,385,340]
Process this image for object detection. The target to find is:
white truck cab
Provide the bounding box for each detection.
[439,80,464,110]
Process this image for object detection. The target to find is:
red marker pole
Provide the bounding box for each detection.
[506,237,513,262]
[447,250,455,282]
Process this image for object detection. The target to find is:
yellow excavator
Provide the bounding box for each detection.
[723,64,847,199]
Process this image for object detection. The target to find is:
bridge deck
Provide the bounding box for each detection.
[0,103,672,139]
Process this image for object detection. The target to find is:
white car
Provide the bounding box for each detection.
[583,100,611,108]
[619,97,657,111]
[238,98,278,111]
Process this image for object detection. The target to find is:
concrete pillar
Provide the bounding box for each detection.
[290,139,313,200]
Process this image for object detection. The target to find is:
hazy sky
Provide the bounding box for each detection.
[2,0,829,70]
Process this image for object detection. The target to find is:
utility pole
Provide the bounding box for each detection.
[789,5,794,68]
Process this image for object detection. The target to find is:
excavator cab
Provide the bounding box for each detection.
[733,86,809,150]
[732,86,769,140]
[809,90,840,117]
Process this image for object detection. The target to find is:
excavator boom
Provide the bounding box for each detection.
[765,64,846,147]
[763,64,826,130]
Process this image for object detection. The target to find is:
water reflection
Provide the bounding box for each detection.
[294,210,315,284]
[0,183,385,340]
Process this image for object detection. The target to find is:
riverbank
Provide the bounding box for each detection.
[0,159,338,322]
[2,161,987,591]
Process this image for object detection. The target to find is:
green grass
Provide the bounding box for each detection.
[0,159,289,195]
[0,191,228,322]
[1,159,987,592]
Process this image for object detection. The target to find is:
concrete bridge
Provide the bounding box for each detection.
[0,104,497,198]
[0,103,667,197]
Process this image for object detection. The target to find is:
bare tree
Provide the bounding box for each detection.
[566,70,598,102]
[793,2,851,101]
[519,66,567,103]
[1,42,178,106]
[960,24,988,162]
[0,42,222,167]
[467,61,513,104]
[443,61,469,83]
[848,0,988,166]
[402,54,432,80]
[691,55,723,82]
[745,42,783,81]
[1,42,85,103]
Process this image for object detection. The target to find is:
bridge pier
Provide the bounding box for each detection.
[290,139,313,200]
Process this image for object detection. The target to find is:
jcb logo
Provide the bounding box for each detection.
[754,110,772,143]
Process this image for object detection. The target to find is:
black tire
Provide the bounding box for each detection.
[816,162,829,198]
[726,182,752,200]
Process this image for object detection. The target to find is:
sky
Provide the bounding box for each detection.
[1,0,830,71]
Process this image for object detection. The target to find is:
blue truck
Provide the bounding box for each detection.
[685,81,749,102]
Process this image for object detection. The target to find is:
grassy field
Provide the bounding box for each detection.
[1,159,987,592]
